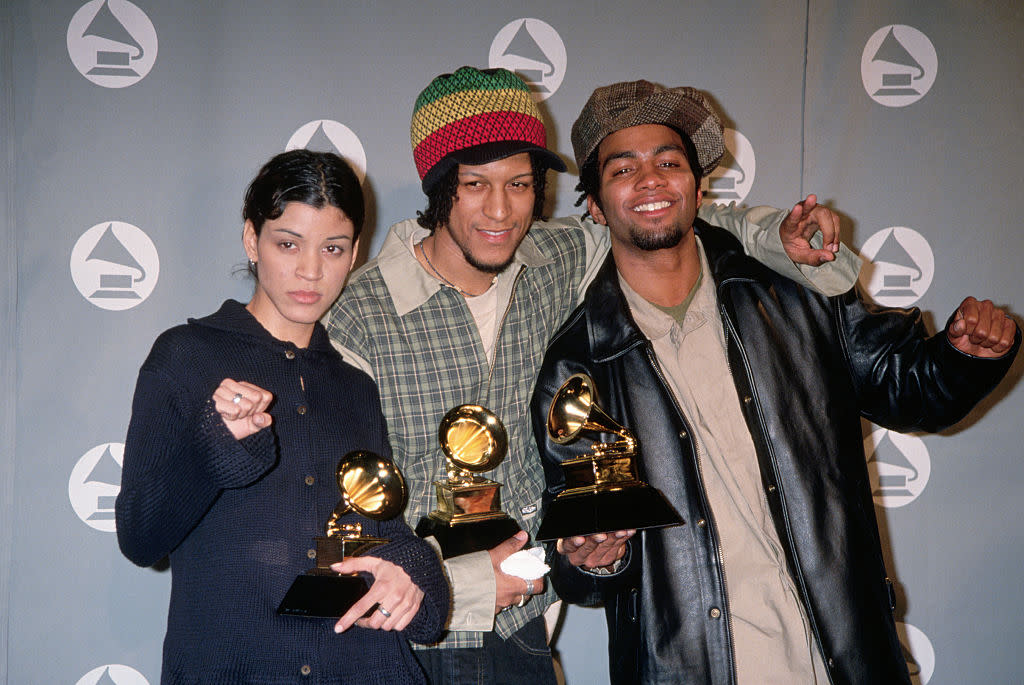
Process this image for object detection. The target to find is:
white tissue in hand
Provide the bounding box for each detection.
[500,547,550,580]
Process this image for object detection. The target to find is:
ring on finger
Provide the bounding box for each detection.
[377,605,392,618]
[516,594,528,608]
[232,392,243,405]
[524,578,535,596]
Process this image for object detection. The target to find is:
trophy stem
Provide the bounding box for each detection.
[314,535,388,568]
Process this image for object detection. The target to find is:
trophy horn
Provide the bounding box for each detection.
[336,450,407,521]
[548,373,633,446]
[438,404,508,473]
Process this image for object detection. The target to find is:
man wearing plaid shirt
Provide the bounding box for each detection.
[326,67,859,684]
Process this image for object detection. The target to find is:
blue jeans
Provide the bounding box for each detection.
[413,616,558,685]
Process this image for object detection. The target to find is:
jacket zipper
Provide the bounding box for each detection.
[718,298,835,685]
[476,264,528,534]
[483,264,527,394]
[642,344,739,685]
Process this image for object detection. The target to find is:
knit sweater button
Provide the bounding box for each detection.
[300,664,311,676]
[297,405,308,415]
[307,548,316,560]
[305,475,315,486]
[285,350,296,360]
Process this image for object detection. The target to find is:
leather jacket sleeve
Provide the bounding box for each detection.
[834,288,1020,433]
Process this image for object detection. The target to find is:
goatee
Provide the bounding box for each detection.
[629,225,685,251]
[462,246,515,275]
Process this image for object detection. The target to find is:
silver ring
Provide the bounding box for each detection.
[524,578,535,596]
[515,594,528,608]
[377,605,392,618]
[232,393,243,405]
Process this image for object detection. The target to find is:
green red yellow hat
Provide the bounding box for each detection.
[411,66,566,193]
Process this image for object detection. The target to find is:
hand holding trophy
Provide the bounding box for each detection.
[277,450,407,617]
[415,404,521,558]
[535,373,683,541]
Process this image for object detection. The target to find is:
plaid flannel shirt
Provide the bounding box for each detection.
[326,217,597,648]
[325,209,859,651]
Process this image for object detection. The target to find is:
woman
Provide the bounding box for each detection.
[116,150,448,684]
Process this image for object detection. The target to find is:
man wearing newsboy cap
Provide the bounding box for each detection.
[327,67,863,684]
[531,79,1019,685]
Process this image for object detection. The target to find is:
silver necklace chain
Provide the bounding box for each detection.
[417,240,495,297]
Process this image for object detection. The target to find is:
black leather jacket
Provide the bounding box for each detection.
[531,221,1019,685]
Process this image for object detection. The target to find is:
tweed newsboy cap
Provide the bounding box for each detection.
[571,80,725,177]
[411,66,566,193]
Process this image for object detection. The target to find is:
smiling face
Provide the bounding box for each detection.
[434,152,536,275]
[588,124,702,254]
[243,201,357,347]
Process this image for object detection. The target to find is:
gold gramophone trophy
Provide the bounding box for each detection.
[535,373,683,541]
[277,450,407,617]
[415,404,521,558]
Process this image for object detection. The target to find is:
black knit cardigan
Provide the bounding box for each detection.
[116,300,448,684]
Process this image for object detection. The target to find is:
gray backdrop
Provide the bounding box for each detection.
[4,1,1023,683]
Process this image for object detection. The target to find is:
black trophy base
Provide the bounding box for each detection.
[535,486,684,541]
[276,572,369,618]
[416,515,521,558]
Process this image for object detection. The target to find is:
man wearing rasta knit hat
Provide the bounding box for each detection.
[532,79,1018,684]
[411,66,566,195]
[407,67,568,285]
[326,67,863,684]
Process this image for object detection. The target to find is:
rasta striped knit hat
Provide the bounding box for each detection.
[411,66,566,193]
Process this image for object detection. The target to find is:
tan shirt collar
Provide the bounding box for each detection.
[617,236,724,351]
[374,218,552,316]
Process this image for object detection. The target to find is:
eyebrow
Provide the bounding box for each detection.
[601,144,686,170]
[458,170,534,182]
[269,227,353,241]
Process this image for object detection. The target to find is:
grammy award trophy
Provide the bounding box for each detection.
[277,450,407,618]
[535,373,683,541]
[415,404,521,558]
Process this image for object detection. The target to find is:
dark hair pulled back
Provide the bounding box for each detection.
[243,149,364,240]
